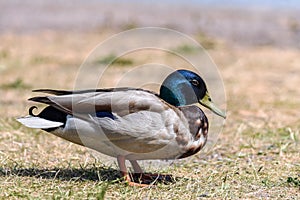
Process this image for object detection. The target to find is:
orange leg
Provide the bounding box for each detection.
[117,156,149,187]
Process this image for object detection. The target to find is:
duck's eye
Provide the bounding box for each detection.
[208,97,212,101]
[191,79,199,86]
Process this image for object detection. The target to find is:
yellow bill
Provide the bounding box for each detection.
[198,92,226,119]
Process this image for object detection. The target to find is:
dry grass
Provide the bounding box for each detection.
[0,31,299,199]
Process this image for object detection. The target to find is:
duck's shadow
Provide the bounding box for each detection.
[0,167,178,185]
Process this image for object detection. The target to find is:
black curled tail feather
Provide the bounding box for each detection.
[28,106,68,125]
[29,106,38,116]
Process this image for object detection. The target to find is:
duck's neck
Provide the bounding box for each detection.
[159,85,182,106]
[159,72,199,106]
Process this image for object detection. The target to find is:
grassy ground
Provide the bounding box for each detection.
[0,31,299,199]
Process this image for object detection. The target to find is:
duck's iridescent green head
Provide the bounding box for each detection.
[160,69,226,118]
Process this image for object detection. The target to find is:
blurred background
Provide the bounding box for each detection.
[1,0,300,47]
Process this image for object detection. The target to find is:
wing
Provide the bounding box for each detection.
[29,88,170,116]
[29,88,187,141]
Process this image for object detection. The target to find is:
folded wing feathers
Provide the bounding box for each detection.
[30,90,169,116]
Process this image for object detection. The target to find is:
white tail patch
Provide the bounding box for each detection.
[16,116,63,129]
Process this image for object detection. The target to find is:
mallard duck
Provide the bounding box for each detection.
[17,69,226,186]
